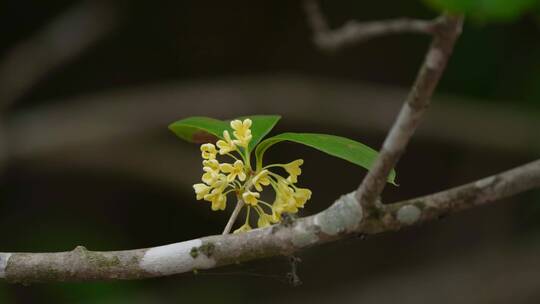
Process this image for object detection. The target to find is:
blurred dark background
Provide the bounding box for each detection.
[0,0,539,303]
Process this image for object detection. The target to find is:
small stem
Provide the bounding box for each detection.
[222,199,245,235]
[245,206,251,224]
[225,152,240,161]
[244,148,252,171]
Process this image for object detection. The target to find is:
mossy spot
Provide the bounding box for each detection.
[78,249,122,268]
[198,243,215,258]
[412,200,426,210]
[190,247,199,259]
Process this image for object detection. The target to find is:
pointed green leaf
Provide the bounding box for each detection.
[168,115,281,151]
[168,116,228,144]
[255,133,397,184]
[247,115,281,150]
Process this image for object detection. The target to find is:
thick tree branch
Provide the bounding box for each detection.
[356,14,463,211]
[1,160,539,283]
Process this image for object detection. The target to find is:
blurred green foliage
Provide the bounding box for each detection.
[424,0,540,21]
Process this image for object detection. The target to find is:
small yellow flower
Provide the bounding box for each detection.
[283,159,303,183]
[276,178,293,195]
[271,209,286,222]
[211,194,227,211]
[242,190,260,206]
[220,160,246,182]
[230,119,252,147]
[193,183,211,200]
[201,159,221,185]
[200,143,217,160]
[276,181,298,213]
[201,170,218,185]
[252,170,271,192]
[271,206,282,222]
[202,159,220,172]
[257,212,274,228]
[284,198,298,213]
[202,170,221,186]
[216,130,236,154]
[233,223,251,234]
[271,191,287,217]
[204,188,227,211]
[293,187,312,208]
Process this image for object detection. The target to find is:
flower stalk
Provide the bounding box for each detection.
[222,199,245,235]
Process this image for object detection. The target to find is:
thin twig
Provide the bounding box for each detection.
[303,0,330,36]
[356,14,464,212]
[303,0,439,51]
[304,5,465,216]
[222,199,245,234]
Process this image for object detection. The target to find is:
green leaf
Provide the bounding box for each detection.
[424,0,539,21]
[239,115,281,151]
[169,116,229,144]
[255,133,397,184]
[168,115,281,151]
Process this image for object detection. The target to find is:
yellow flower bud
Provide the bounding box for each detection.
[201,159,222,185]
[202,159,220,172]
[193,183,211,200]
[200,143,217,160]
[216,130,236,154]
[202,170,218,185]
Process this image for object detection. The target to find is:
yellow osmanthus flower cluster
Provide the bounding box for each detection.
[192,119,312,233]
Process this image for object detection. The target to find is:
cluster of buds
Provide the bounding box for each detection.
[193,119,312,233]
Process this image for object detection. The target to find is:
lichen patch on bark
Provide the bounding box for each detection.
[396,205,422,225]
[315,191,362,235]
[140,239,216,275]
